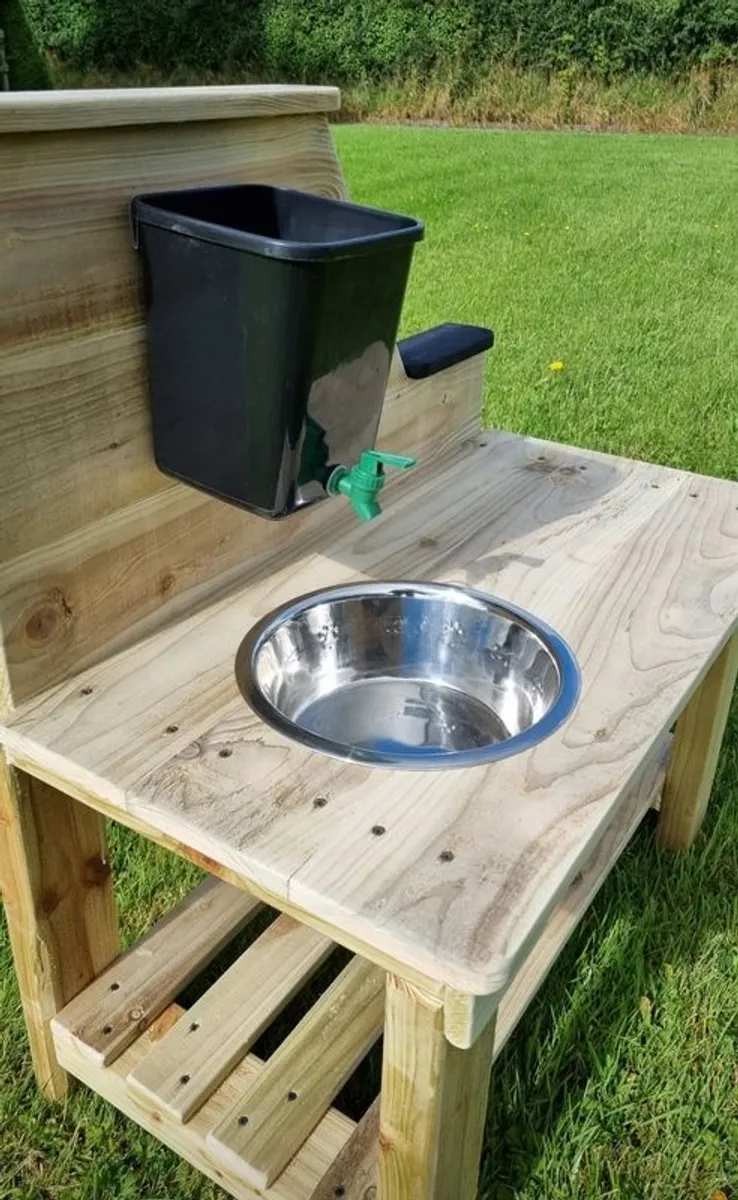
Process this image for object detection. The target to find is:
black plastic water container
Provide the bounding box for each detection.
[131,184,424,518]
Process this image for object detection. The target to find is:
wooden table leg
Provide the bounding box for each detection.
[379,974,496,1199]
[658,632,738,851]
[0,763,119,1099]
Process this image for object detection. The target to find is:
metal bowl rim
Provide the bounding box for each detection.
[235,581,581,770]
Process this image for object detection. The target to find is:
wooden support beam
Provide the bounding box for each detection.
[208,957,385,1190]
[128,915,333,1122]
[658,633,738,850]
[379,976,496,1200]
[52,877,261,1068]
[0,763,119,1098]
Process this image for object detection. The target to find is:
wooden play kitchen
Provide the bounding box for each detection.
[1,86,738,1200]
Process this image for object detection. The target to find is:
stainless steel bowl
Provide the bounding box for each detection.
[235,582,580,770]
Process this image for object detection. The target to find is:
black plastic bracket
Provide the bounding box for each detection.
[397,322,494,380]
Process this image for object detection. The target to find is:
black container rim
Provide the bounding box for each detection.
[131,184,425,261]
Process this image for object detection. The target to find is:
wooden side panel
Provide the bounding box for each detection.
[208,958,385,1189]
[658,633,738,850]
[0,351,484,705]
[127,916,333,1122]
[51,877,261,1066]
[0,103,488,707]
[0,109,352,707]
[0,761,119,1097]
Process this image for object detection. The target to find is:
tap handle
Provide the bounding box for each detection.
[357,450,417,476]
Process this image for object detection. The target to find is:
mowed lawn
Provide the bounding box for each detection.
[2,126,738,1199]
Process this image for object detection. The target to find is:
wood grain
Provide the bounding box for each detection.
[3,433,738,995]
[208,957,385,1189]
[54,1003,356,1200]
[0,104,349,707]
[0,351,483,705]
[127,916,333,1122]
[379,976,495,1199]
[658,633,738,850]
[52,877,261,1067]
[0,86,341,133]
[310,1098,380,1200]
[0,762,119,1097]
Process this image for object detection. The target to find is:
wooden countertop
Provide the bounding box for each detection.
[0,85,341,133]
[3,431,738,997]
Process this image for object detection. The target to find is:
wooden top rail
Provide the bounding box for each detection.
[0,85,341,133]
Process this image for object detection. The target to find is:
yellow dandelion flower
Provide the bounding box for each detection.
[549,360,565,372]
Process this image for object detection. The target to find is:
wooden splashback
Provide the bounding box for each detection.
[0,88,482,708]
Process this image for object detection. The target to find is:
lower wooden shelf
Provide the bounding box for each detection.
[50,741,666,1200]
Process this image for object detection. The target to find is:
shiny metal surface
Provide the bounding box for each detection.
[235,582,580,770]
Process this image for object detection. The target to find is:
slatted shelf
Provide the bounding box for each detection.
[50,749,664,1199]
[127,915,334,1122]
[207,957,385,1189]
[51,878,382,1199]
[51,877,262,1067]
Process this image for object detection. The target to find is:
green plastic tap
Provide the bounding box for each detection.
[326,450,417,522]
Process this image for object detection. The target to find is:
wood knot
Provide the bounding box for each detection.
[84,854,111,888]
[40,887,61,917]
[420,536,438,549]
[24,590,73,646]
[159,572,176,597]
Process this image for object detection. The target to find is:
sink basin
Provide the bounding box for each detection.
[235,582,580,770]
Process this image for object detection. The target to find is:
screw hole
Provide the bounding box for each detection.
[80,686,93,696]
[165,724,179,734]
[189,1022,200,1033]
[102,1025,113,1035]
[537,455,546,461]
[180,1074,190,1086]
[439,849,454,863]
[109,982,120,992]
[579,464,587,471]
[650,483,659,489]
[238,1115,249,1127]
[218,748,232,758]
[689,492,698,499]
[334,1188,346,1198]
[287,1090,298,1102]
[371,825,386,837]
[313,796,328,808]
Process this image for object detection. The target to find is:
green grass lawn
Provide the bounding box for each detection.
[2,125,738,1199]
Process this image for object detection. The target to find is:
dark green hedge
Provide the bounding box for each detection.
[2,0,52,87]
[22,0,738,78]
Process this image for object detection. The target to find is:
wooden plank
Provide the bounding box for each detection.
[3,434,738,997]
[0,85,341,133]
[1,115,344,350]
[444,735,670,1048]
[0,353,483,705]
[208,958,385,1189]
[310,1098,379,1200]
[54,1003,356,1200]
[0,762,119,1098]
[127,915,333,1122]
[0,106,353,707]
[379,976,495,1200]
[51,878,260,1067]
[658,633,738,850]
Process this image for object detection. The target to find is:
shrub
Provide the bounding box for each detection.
[21,0,738,80]
[1,0,53,87]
